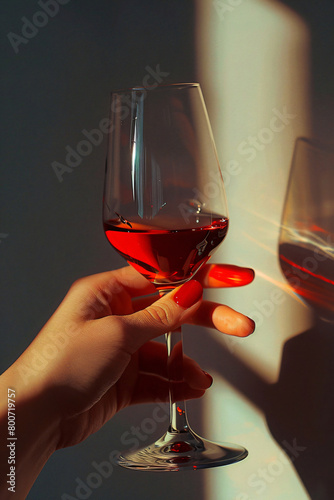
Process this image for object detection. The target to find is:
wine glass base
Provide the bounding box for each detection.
[116,430,248,471]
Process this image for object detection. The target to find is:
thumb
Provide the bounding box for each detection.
[119,280,203,353]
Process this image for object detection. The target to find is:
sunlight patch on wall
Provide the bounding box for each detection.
[196,0,312,383]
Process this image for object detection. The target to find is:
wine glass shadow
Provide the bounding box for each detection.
[205,136,334,498]
[203,316,334,499]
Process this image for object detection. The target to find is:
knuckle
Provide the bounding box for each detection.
[143,304,173,328]
[105,317,130,351]
[111,316,127,340]
[70,276,89,291]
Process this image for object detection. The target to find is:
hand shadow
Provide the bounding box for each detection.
[205,315,334,500]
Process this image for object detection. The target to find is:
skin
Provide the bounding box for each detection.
[0,264,255,499]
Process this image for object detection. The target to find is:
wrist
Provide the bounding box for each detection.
[1,362,60,498]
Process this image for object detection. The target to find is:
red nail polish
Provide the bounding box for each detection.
[202,370,213,387]
[209,264,255,286]
[173,280,203,308]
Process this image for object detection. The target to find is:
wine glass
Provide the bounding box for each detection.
[103,83,248,470]
[279,137,334,323]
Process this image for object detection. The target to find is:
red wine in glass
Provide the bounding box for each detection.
[104,214,229,289]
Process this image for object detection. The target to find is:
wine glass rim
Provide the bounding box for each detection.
[110,82,200,94]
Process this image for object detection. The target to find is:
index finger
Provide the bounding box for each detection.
[74,263,254,308]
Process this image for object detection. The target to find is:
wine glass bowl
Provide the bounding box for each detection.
[103,83,229,288]
[103,83,248,470]
[279,137,334,323]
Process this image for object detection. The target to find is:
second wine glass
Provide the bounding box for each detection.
[279,137,334,323]
[103,83,248,470]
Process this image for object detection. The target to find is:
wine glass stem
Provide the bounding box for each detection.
[165,329,190,433]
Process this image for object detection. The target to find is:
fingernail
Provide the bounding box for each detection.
[202,370,213,387]
[247,317,256,333]
[209,265,255,286]
[242,316,256,336]
[173,280,203,308]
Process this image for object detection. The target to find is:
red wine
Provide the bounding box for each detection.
[104,214,228,287]
[279,242,334,320]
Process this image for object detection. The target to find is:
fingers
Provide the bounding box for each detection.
[65,264,255,321]
[181,355,213,389]
[127,263,255,338]
[137,341,213,390]
[104,280,204,354]
[195,264,255,288]
[69,263,254,307]
[129,375,206,406]
[69,264,255,345]
[190,301,255,337]
[62,266,157,320]
[71,266,156,299]
[133,341,213,406]
[131,296,255,337]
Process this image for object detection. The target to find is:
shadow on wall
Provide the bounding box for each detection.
[205,316,334,499]
[273,0,334,144]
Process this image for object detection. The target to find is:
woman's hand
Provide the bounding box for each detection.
[0,264,254,499]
